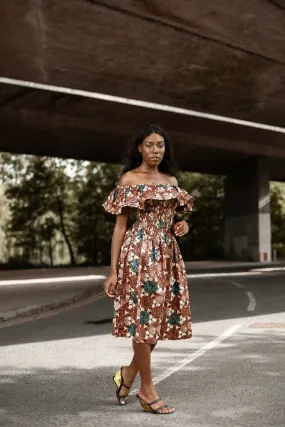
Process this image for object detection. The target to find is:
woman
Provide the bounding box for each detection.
[102,124,194,415]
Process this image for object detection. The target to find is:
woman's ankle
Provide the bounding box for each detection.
[125,365,137,379]
[139,383,157,397]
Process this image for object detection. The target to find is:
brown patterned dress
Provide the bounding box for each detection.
[102,183,194,345]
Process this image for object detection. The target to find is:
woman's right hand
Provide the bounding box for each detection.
[104,273,118,298]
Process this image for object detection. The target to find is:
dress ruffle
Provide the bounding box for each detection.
[102,184,194,215]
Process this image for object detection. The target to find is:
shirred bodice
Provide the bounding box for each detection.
[133,199,177,233]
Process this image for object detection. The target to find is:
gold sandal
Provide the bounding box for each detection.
[113,367,131,406]
[136,394,174,414]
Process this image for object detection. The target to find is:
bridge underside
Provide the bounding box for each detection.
[1,82,285,180]
[0,0,285,180]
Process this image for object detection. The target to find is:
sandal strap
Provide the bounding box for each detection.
[154,404,168,413]
[147,397,161,407]
[120,367,131,390]
[121,383,131,390]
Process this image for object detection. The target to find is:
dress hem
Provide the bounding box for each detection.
[112,331,192,345]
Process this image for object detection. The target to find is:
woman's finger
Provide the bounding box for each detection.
[107,291,115,298]
[106,288,115,298]
[179,224,189,236]
[174,221,189,236]
[108,287,115,298]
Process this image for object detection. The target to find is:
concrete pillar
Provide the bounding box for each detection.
[224,158,271,262]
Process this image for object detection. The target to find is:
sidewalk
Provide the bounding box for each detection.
[0,266,109,325]
[0,261,284,325]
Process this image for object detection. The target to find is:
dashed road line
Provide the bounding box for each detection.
[246,291,256,311]
[231,281,245,289]
[230,281,256,312]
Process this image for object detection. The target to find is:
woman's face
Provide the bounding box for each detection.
[138,133,165,165]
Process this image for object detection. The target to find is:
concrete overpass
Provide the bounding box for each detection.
[1,0,285,261]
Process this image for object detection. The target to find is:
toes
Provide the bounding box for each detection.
[158,406,174,414]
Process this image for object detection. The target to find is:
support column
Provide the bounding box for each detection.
[224,158,271,262]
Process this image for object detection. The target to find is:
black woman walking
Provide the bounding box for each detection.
[102,124,194,414]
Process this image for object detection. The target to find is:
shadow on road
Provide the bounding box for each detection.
[0,331,284,427]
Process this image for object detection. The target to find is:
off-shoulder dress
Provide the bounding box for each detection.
[102,183,194,345]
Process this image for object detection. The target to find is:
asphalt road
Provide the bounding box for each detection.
[1,271,285,427]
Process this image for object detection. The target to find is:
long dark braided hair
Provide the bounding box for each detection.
[120,124,180,178]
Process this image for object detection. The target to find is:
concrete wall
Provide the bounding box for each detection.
[224,158,271,261]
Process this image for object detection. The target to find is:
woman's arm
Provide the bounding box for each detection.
[104,172,132,297]
[169,175,190,237]
[109,206,129,275]
[104,206,129,298]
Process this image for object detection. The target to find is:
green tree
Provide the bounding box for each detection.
[75,162,121,265]
[2,155,79,266]
[46,158,78,266]
[4,156,54,264]
[270,182,285,258]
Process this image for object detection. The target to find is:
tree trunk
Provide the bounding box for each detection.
[48,237,54,267]
[56,199,76,266]
[93,220,98,265]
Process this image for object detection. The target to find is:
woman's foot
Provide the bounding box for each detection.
[137,387,175,414]
[118,366,136,398]
[113,365,137,405]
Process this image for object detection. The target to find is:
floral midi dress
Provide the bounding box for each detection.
[102,183,194,345]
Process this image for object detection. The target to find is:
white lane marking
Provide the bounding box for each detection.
[251,267,285,272]
[230,281,256,312]
[186,272,261,279]
[230,281,245,289]
[246,291,256,311]
[0,291,105,329]
[0,275,106,286]
[1,77,285,134]
[130,324,242,395]
[0,270,264,287]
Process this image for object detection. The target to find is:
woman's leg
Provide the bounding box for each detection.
[119,341,156,395]
[133,340,174,414]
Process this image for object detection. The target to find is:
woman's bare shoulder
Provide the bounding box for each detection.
[167,175,178,186]
[118,171,139,187]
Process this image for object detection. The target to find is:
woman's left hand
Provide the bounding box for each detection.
[173,220,190,237]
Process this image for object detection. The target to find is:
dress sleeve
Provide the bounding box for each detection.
[176,190,195,213]
[102,185,195,215]
[102,186,143,215]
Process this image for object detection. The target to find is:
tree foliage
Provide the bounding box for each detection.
[270,182,285,258]
[1,155,80,266]
[1,154,285,267]
[75,162,121,265]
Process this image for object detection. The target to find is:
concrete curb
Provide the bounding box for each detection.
[0,283,104,327]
